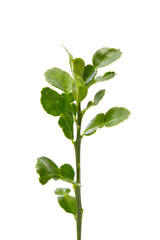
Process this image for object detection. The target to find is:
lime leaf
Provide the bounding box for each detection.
[93,89,105,106]
[83,113,105,135]
[41,87,65,116]
[36,157,60,185]
[72,81,88,102]
[92,48,122,68]
[58,111,74,140]
[105,107,130,127]
[83,64,97,85]
[54,188,71,195]
[60,164,75,181]
[44,67,74,93]
[57,195,76,216]
[61,93,76,116]
[71,58,85,78]
[95,72,116,82]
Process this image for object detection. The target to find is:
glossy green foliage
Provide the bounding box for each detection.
[84,107,130,135]
[41,87,66,116]
[44,67,73,93]
[92,48,122,68]
[58,195,76,216]
[36,156,75,185]
[37,46,130,229]
[54,188,71,195]
[58,111,74,140]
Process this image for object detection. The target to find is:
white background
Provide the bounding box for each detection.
[0,0,160,239]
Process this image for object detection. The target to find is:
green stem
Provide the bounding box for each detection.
[74,102,83,240]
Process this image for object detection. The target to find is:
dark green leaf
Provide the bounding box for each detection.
[41,87,65,116]
[54,188,71,195]
[44,67,74,93]
[60,164,75,181]
[105,107,130,127]
[71,58,85,78]
[58,195,76,216]
[87,101,93,108]
[83,113,105,135]
[95,72,116,82]
[93,89,105,106]
[61,93,76,116]
[83,64,97,85]
[36,157,60,185]
[92,48,122,68]
[58,111,74,140]
[72,81,88,102]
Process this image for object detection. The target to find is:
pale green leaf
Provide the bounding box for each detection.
[58,195,76,216]
[35,157,60,185]
[95,72,116,82]
[72,81,88,102]
[92,48,122,68]
[44,67,74,93]
[41,87,65,116]
[58,111,74,140]
[54,188,71,195]
[71,58,85,78]
[105,107,130,127]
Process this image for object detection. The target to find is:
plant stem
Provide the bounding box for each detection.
[74,102,83,240]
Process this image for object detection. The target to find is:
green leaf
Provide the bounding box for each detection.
[58,111,74,140]
[93,89,105,106]
[95,71,116,82]
[60,164,75,181]
[54,188,71,195]
[72,81,88,102]
[71,58,85,78]
[105,107,130,127]
[58,195,76,216]
[83,113,105,136]
[41,87,66,116]
[83,64,97,85]
[61,93,76,116]
[36,157,60,185]
[92,48,122,68]
[44,67,74,93]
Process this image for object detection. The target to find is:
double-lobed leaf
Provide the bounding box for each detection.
[36,156,75,185]
[54,188,71,195]
[83,107,130,135]
[44,67,74,93]
[92,48,122,68]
